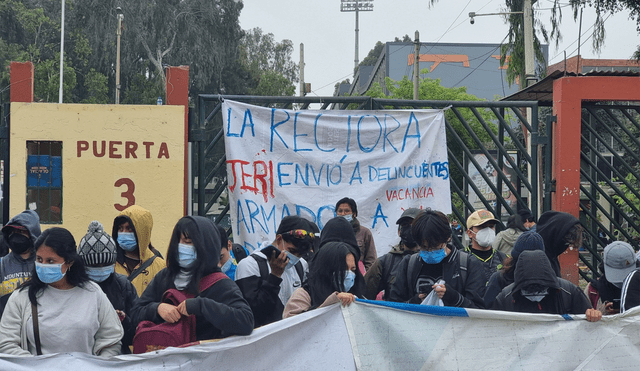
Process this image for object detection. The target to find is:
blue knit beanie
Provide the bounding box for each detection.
[511,231,545,261]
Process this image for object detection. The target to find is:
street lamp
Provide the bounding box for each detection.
[115,7,124,104]
[469,0,536,88]
[340,0,374,71]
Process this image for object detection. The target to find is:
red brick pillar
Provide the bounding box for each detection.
[166,66,190,215]
[10,62,35,102]
[552,75,640,284]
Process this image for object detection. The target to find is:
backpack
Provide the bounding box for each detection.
[407,250,468,295]
[379,253,406,300]
[232,243,248,263]
[251,254,305,284]
[132,272,228,354]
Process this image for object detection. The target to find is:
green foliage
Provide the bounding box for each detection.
[239,27,298,96]
[1,0,248,103]
[81,69,109,104]
[249,70,295,96]
[364,73,501,201]
[33,55,77,103]
[121,74,163,105]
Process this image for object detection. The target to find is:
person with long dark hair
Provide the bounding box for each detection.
[335,197,377,271]
[0,228,123,356]
[283,242,362,317]
[132,216,253,340]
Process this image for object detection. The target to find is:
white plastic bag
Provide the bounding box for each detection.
[420,279,445,306]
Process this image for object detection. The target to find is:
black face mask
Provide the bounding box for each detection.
[9,233,33,255]
[400,225,417,248]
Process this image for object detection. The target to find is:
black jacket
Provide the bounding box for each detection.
[388,247,486,308]
[536,211,580,277]
[132,216,254,340]
[98,272,139,353]
[492,250,591,314]
[363,243,416,300]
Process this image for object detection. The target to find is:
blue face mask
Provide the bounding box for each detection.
[285,251,300,270]
[341,214,353,222]
[36,262,66,284]
[86,265,115,283]
[178,243,197,268]
[117,232,137,251]
[420,248,447,264]
[343,270,356,292]
[220,258,233,273]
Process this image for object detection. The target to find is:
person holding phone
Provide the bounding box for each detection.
[235,216,314,328]
[584,241,636,314]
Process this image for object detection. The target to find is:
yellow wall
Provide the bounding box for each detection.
[9,102,186,257]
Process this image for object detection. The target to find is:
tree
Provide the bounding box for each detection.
[239,27,298,96]
[365,73,501,193]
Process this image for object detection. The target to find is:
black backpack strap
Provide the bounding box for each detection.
[128,255,157,282]
[407,254,422,294]
[295,261,305,284]
[251,254,270,280]
[458,250,468,288]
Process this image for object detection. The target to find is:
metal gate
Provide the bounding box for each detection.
[579,103,640,281]
[190,95,546,248]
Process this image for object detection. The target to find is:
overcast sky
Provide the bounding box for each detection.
[238,0,639,97]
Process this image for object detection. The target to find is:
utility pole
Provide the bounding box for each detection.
[523,0,536,87]
[413,31,420,100]
[299,43,305,97]
[58,0,65,103]
[115,7,124,104]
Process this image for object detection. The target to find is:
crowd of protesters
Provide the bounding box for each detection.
[2,196,639,357]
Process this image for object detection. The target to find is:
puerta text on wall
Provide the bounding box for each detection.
[223,100,452,255]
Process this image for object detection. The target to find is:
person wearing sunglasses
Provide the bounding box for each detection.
[235,216,314,328]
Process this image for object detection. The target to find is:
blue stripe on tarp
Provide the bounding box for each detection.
[562,314,573,320]
[355,298,470,317]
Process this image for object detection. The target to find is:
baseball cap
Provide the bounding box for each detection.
[276,216,312,235]
[396,208,422,225]
[466,210,499,229]
[603,241,636,284]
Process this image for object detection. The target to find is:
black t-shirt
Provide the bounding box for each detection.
[415,262,444,295]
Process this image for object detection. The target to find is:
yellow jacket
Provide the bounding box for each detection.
[113,205,166,296]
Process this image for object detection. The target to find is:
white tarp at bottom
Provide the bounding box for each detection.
[344,300,640,371]
[1,300,640,370]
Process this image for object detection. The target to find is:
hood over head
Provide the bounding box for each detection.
[2,210,41,244]
[184,216,221,274]
[512,250,559,293]
[113,205,154,261]
[536,211,580,259]
[318,217,360,262]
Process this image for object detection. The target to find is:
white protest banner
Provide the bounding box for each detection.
[222,100,451,253]
[2,302,640,370]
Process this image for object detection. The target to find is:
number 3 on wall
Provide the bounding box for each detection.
[114,178,135,211]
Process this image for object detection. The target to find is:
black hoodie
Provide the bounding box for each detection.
[536,211,580,277]
[132,216,254,340]
[0,210,42,314]
[318,217,360,262]
[492,250,591,314]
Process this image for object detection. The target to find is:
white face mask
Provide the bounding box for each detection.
[474,228,496,247]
